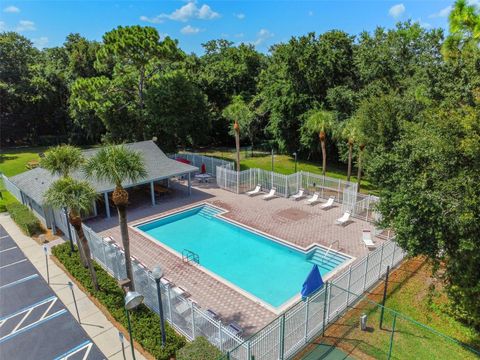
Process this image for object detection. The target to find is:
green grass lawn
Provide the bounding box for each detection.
[0,146,46,210]
[193,149,377,194]
[322,258,480,360]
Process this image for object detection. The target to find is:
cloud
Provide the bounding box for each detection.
[4,5,20,13]
[253,28,274,46]
[33,36,48,49]
[141,1,220,23]
[235,32,244,38]
[308,11,314,16]
[389,4,405,19]
[429,6,451,18]
[180,24,202,35]
[139,15,164,24]
[0,21,6,31]
[235,13,245,20]
[16,20,35,32]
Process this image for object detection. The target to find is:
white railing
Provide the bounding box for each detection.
[216,167,359,209]
[75,224,244,352]
[169,153,234,177]
[224,238,406,360]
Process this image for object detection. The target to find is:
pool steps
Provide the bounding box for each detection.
[307,248,350,272]
[197,206,222,219]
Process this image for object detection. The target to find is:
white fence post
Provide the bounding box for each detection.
[167,286,173,322]
[378,243,385,277]
[363,253,370,292]
[304,296,310,342]
[391,242,396,267]
[191,302,196,339]
[346,266,352,306]
[219,321,224,352]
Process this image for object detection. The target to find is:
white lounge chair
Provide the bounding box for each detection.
[262,187,276,200]
[305,192,320,205]
[246,184,261,196]
[290,188,305,201]
[320,196,335,209]
[336,211,351,226]
[362,230,376,249]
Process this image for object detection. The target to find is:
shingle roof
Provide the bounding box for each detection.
[9,141,198,206]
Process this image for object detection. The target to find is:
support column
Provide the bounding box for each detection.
[150,181,155,206]
[188,173,191,195]
[92,200,98,217]
[104,192,111,218]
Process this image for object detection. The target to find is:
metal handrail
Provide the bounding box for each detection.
[320,240,340,264]
[182,249,200,265]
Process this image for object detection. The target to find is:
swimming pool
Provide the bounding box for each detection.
[136,204,351,309]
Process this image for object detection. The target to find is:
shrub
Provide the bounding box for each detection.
[52,243,186,359]
[176,336,223,360]
[6,202,43,236]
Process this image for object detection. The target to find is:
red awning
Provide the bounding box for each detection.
[176,157,191,164]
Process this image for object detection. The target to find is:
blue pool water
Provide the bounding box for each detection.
[137,205,350,308]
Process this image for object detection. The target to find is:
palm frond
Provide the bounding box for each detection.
[44,178,98,214]
[84,144,147,187]
[40,145,84,177]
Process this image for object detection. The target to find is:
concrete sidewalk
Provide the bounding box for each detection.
[0,213,147,360]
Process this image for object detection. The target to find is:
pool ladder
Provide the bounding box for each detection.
[319,240,340,264]
[182,249,200,265]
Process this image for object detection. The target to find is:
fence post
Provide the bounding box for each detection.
[387,314,397,359]
[391,242,396,268]
[167,286,173,322]
[219,321,224,352]
[285,175,288,197]
[191,302,196,339]
[366,196,370,221]
[322,282,329,336]
[279,314,286,360]
[378,243,385,278]
[345,266,352,306]
[304,296,310,343]
[363,253,370,292]
[247,340,251,360]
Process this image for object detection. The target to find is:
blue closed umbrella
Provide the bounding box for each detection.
[301,264,324,298]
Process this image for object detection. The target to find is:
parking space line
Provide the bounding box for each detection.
[0,235,9,239]
[0,274,39,290]
[0,246,17,253]
[0,309,68,344]
[53,340,93,360]
[0,259,27,269]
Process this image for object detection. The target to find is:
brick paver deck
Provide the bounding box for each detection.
[86,181,383,335]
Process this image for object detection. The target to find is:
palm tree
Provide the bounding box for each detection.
[44,178,99,291]
[84,144,147,291]
[234,119,241,172]
[41,145,88,262]
[40,145,84,177]
[303,109,335,176]
[341,118,360,182]
[356,143,366,193]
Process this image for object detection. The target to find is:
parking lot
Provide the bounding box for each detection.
[0,225,106,359]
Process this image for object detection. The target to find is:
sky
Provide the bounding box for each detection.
[0,0,459,54]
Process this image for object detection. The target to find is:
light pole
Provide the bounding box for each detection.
[293,152,298,173]
[152,265,167,347]
[124,291,144,360]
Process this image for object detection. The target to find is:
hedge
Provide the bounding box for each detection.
[52,242,186,359]
[6,202,43,236]
[176,336,223,360]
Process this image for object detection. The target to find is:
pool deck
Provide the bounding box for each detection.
[86,182,385,336]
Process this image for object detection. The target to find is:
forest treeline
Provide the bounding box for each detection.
[1,1,480,330]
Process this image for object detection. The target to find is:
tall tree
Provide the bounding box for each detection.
[44,178,99,291]
[84,144,147,290]
[340,117,360,182]
[222,95,256,150]
[300,109,335,176]
[70,26,183,141]
[443,0,480,59]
